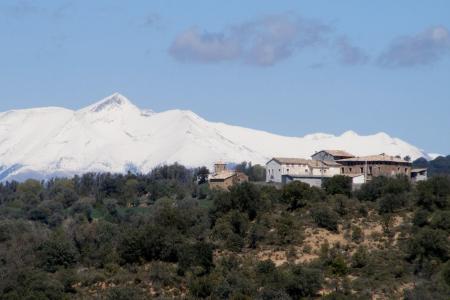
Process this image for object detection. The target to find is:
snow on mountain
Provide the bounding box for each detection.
[0,93,429,181]
[428,153,444,160]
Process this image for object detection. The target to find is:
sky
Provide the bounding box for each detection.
[0,0,449,154]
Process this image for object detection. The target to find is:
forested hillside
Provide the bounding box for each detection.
[0,164,449,299]
[413,155,450,176]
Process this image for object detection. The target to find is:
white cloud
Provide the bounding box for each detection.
[169,14,331,66]
[378,26,450,68]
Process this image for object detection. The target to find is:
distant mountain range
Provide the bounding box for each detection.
[0,93,430,181]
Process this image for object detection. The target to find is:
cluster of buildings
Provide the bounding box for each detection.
[266,150,427,187]
[207,150,428,189]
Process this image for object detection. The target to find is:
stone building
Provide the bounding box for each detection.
[311,150,354,161]
[265,157,341,185]
[209,162,248,190]
[337,153,412,181]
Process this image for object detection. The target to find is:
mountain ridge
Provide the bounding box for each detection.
[0,93,430,181]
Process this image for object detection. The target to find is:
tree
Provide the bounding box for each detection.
[178,241,214,275]
[407,227,450,262]
[281,181,311,210]
[229,182,263,220]
[39,231,78,272]
[195,166,210,185]
[235,161,266,182]
[416,176,450,210]
[311,206,339,232]
[322,175,352,197]
[378,193,409,214]
[412,209,430,227]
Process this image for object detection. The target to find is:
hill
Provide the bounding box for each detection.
[413,155,450,176]
[0,168,449,299]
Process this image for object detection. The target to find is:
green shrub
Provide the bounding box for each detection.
[351,226,364,244]
[284,266,323,298]
[322,175,352,197]
[39,231,78,272]
[311,206,339,232]
[281,181,311,210]
[407,227,450,262]
[412,209,430,227]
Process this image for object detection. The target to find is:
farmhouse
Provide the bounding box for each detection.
[266,157,341,186]
[209,162,248,190]
[337,153,412,180]
[266,150,422,186]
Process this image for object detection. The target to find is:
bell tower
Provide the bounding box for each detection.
[214,162,227,174]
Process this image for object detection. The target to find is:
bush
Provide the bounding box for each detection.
[39,231,78,272]
[322,175,352,197]
[431,211,450,232]
[284,266,323,298]
[281,181,312,210]
[378,193,409,214]
[352,246,369,268]
[412,209,430,227]
[356,175,410,202]
[178,241,214,275]
[229,182,263,220]
[106,287,146,300]
[189,275,214,298]
[311,206,339,232]
[351,226,364,244]
[416,176,450,210]
[407,227,450,262]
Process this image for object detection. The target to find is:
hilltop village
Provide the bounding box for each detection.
[209,150,428,189]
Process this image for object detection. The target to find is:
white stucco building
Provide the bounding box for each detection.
[266,157,342,185]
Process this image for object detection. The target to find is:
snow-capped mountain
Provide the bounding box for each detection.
[0,93,429,181]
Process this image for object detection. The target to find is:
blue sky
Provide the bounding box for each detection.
[0,1,449,154]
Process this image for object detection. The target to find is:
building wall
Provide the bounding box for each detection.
[311,152,335,161]
[282,175,323,187]
[210,172,249,190]
[340,162,411,179]
[266,160,310,183]
[236,172,249,184]
[214,163,227,173]
[412,172,427,182]
[266,160,282,182]
[351,175,366,184]
[209,176,235,190]
[311,166,341,177]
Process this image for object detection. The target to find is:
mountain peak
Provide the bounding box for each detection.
[84,93,137,113]
[341,130,359,137]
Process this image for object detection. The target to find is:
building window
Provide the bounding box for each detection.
[369,166,373,174]
[287,168,289,173]
[341,167,344,174]
[360,167,364,173]
[349,168,352,172]
[405,168,408,173]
